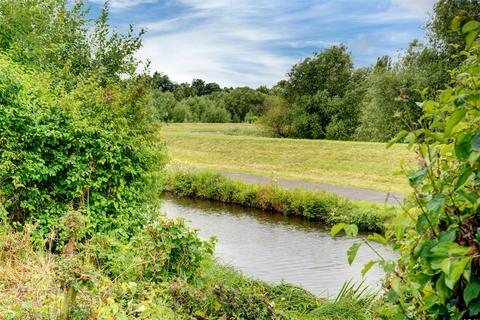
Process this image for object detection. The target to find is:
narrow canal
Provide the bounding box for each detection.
[161,196,395,297]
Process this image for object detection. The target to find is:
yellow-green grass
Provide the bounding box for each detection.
[160,123,416,194]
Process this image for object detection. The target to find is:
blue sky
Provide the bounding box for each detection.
[87,0,436,88]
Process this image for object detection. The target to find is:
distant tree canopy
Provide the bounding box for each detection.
[147,0,479,142]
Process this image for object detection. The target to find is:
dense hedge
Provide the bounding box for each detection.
[166,170,397,233]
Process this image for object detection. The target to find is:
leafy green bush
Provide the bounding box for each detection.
[384,22,480,319]
[85,217,214,283]
[337,20,480,319]
[166,170,396,232]
[0,220,380,319]
[0,54,163,239]
[0,2,165,239]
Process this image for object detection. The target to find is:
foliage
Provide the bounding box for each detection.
[426,0,480,56]
[175,96,230,123]
[217,87,267,122]
[0,220,381,319]
[148,90,178,122]
[0,0,144,85]
[85,216,214,284]
[335,21,480,319]
[355,65,418,142]
[280,45,363,140]
[0,1,165,239]
[285,45,353,99]
[166,170,397,233]
[258,96,293,137]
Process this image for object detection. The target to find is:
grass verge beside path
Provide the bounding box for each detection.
[160,123,416,194]
[165,170,399,233]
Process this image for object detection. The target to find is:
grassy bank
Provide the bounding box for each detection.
[160,123,415,194]
[165,170,398,233]
[0,221,388,320]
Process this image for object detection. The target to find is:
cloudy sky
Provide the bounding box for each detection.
[87,0,436,88]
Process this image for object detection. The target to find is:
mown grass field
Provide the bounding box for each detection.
[159,123,416,194]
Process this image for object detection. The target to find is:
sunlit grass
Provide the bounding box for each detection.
[160,123,416,194]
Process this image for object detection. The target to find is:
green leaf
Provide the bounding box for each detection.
[445,257,472,289]
[436,274,450,302]
[445,108,467,136]
[455,167,474,191]
[331,223,346,236]
[462,20,480,34]
[379,260,396,273]
[459,190,478,204]
[344,224,358,237]
[438,230,456,243]
[464,279,480,306]
[387,289,398,303]
[386,130,408,148]
[361,260,378,277]
[347,242,361,265]
[408,168,427,187]
[427,195,445,217]
[368,233,388,245]
[422,100,437,113]
[470,300,480,316]
[451,16,462,32]
[455,134,472,160]
[465,30,480,50]
[468,151,480,165]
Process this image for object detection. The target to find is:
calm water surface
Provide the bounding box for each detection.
[160,196,395,297]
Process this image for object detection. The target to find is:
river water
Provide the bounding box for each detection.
[161,196,395,297]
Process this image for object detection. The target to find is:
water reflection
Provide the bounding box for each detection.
[160,196,395,297]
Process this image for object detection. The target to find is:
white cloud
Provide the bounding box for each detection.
[89,0,157,10]
[132,0,430,87]
[138,24,294,87]
[176,0,232,10]
[392,0,436,17]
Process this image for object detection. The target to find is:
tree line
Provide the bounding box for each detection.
[148,0,480,142]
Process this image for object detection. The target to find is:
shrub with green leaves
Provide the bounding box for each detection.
[0,1,165,239]
[334,19,480,319]
[387,21,480,318]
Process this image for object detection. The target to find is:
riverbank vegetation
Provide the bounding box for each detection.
[1,217,386,319]
[165,170,398,233]
[161,123,415,194]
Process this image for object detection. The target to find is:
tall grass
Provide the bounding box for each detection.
[165,170,398,232]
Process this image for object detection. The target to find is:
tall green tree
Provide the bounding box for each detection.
[279,45,361,140]
[285,45,353,100]
[426,0,480,56]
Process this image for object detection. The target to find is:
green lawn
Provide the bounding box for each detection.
[160,123,416,194]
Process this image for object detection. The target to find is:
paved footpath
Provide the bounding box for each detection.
[216,170,405,205]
